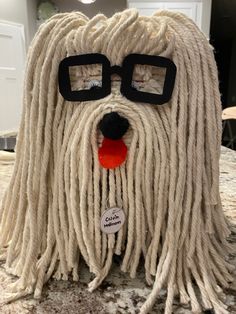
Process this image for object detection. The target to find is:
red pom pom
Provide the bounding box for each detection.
[98,138,127,169]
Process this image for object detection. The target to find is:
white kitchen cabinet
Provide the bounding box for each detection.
[128,0,211,38]
[163,2,202,28]
[128,2,164,16]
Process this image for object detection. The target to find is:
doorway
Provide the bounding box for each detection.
[0,21,26,134]
[210,0,236,149]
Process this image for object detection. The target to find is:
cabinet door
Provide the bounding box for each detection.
[128,2,164,16]
[163,2,202,28]
[127,1,205,35]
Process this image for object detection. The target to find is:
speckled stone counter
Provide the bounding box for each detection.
[0,146,235,314]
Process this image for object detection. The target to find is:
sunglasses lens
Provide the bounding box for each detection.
[58,54,110,102]
[121,54,176,105]
[69,64,103,91]
[131,64,166,95]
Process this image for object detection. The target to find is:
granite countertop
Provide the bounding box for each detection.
[0,146,235,314]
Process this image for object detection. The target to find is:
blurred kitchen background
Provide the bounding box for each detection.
[0,0,236,150]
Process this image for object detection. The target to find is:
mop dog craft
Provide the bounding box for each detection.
[0,9,234,314]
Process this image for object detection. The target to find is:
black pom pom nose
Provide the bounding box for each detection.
[99,112,129,140]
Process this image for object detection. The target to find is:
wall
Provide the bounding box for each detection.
[201,0,212,38]
[26,0,37,44]
[53,0,127,17]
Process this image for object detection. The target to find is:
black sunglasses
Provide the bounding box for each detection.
[58,53,176,105]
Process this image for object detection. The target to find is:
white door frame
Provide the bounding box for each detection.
[0,21,26,136]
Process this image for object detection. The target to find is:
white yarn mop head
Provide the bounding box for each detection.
[0,9,234,314]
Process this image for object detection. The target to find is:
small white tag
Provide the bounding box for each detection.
[100,207,125,234]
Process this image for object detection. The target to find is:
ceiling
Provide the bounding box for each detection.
[52,0,127,18]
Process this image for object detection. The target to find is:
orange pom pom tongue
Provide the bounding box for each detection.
[98,138,128,169]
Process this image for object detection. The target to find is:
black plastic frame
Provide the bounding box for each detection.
[121,54,176,105]
[58,53,110,102]
[58,53,177,105]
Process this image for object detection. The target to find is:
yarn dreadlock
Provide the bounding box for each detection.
[0,9,233,314]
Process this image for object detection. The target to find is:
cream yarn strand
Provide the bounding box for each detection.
[0,9,233,314]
